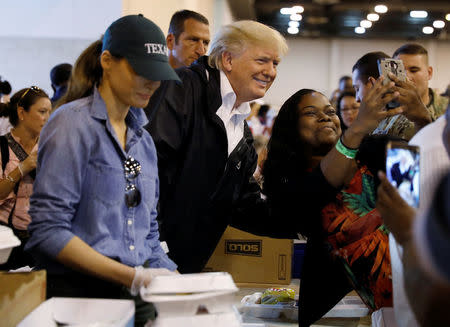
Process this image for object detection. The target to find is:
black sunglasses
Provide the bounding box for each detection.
[124,156,141,208]
[18,86,42,104]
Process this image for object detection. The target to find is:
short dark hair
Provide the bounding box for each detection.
[339,76,352,84]
[393,43,428,58]
[352,51,390,84]
[50,63,72,87]
[168,10,209,42]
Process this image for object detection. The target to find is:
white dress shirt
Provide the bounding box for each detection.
[215,71,251,156]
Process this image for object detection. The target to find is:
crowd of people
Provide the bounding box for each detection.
[0,9,449,327]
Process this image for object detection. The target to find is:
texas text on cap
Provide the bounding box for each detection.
[102,14,180,82]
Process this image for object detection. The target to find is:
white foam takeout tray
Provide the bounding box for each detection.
[141,272,241,327]
[0,225,21,264]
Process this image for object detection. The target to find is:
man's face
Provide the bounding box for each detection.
[224,44,280,105]
[352,69,372,103]
[167,18,210,68]
[395,53,432,100]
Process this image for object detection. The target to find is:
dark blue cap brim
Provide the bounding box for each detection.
[126,56,180,82]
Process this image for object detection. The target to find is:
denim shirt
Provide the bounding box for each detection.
[26,88,176,273]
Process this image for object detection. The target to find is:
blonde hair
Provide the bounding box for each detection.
[208,20,288,70]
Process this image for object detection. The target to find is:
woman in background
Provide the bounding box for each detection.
[0,87,51,270]
[336,90,360,130]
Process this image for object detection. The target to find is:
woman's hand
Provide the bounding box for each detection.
[21,148,38,175]
[351,76,403,136]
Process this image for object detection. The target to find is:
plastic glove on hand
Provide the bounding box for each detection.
[130,266,176,296]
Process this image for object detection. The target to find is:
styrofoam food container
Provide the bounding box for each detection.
[0,225,21,264]
[142,271,238,294]
[17,297,135,327]
[142,290,236,317]
[240,303,297,320]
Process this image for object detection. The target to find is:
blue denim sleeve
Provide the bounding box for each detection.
[26,104,90,259]
[146,172,177,271]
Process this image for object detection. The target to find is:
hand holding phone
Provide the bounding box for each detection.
[377,58,407,109]
[385,141,420,208]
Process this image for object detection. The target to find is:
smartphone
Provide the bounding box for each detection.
[377,58,407,109]
[386,141,420,208]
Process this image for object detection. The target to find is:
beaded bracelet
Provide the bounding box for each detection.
[335,136,358,159]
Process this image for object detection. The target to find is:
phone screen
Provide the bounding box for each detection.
[386,143,420,208]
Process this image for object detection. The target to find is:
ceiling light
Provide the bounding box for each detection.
[410,11,428,18]
[289,21,300,28]
[374,5,388,14]
[287,26,299,34]
[422,26,434,34]
[292,5,304,13]
[360,20,372,28]
[367,13,380,21]
[433,20,445,28]
[446,14,450,21]
[355,26,366,34]
[280,8,294,15]
[290,13,303,21]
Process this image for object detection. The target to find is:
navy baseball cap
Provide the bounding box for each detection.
[102,14,180,82]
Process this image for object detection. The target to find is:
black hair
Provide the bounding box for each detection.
[393,43,428,58]
[336,90,356,131]
[0,80,12,95]
[339,75,352,84]
[257,104,270,118]
[356,134,406,189]
[50,63,73,87]
[352,51,390,84]
[168,10,209,42]
[0,87,49,126]
[262,89,316,197]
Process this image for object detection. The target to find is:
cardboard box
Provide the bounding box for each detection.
[17,297,135,327]
[204,227,293,286]
[0,270,46,327]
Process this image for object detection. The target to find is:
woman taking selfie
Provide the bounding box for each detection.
[26,15,180,326]
[0,87,51,269]
[262,80,401,327]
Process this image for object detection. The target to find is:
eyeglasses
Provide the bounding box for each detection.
[124,156,141,208]
[18,86,42,104]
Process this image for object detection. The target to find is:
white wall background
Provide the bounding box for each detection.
[0,0,122,95]
[263,38,450,108]
[0,0,232,96]
[0,0,448,107]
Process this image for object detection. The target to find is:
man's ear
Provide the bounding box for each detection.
[368,76,376,86]
[427,66,433,81]
[166,34,175,51]
[221,51,233,72]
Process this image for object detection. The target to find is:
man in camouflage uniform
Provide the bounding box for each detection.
[372,44,448,141]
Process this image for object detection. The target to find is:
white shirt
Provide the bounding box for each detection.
[215,71,251,156]
[389,116,450,327]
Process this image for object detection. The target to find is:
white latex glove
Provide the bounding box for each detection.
[130,266,175,296]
